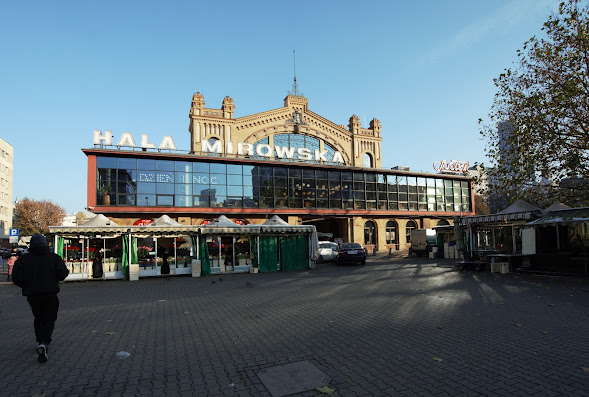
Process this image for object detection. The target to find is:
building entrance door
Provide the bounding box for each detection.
[221,236,234,272]
[138,237,158,277]
[304,217,349,242]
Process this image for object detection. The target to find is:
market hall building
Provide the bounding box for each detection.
[84,92,474,252]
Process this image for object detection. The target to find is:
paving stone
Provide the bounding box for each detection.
[257,360,330,397]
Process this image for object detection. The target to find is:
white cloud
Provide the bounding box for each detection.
[419,0,556,67]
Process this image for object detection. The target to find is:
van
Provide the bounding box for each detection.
[409,229,437,256]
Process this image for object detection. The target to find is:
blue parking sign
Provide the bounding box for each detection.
[9,228,18,237]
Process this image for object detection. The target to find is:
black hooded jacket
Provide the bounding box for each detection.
[12,245,69,296]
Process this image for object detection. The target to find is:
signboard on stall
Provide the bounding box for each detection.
[133,219,154,226]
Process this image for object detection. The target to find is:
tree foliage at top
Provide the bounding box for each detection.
[13,198,66,236]
[474,194,491,215]
[479,0,589,208]
[76,211,90,226]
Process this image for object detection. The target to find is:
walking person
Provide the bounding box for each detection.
[12,233,69,363]
[6,249,17,282]
[161,251,170,275]
[92,251,103,278]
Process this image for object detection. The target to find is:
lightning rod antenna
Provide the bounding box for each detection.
[293,50,299,96]
[288,50,303,97]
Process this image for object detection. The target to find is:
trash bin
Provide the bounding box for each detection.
[129,264,139,281]
[191,260,201,277]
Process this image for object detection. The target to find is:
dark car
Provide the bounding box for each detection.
[336,243,366,266]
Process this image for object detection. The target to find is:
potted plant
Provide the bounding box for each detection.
[98,183,111,205]
[103,258,111,272]
[107,258,117,272]
[137,246,152,260]
[238,253,249,266]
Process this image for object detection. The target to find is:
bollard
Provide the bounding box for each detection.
[389,247,392,255]
[372,247,377,256]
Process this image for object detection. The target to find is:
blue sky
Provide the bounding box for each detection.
[1,0,559,214]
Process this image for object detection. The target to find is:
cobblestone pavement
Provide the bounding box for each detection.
[1,254,589,397]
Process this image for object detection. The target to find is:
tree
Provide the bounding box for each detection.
[474,194,491,215]
[75,211,89,226]
[13,198,66,236]
[479,0,589,207]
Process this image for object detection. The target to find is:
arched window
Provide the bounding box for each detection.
[363,153,373,168]
[364,221,376,245]
[386,221,397,245]
[437,219,450,226]
[253,134,340,164]
[252,137,269,159]
[405,220,417,243]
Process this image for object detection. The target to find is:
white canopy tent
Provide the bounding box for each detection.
[49,214,319,280]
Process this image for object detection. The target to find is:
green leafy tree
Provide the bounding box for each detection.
[13,198,66,236]
[479,0,589,207]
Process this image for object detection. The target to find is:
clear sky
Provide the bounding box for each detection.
[1,0,559,214]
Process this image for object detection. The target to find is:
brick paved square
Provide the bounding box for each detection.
[2,254,589,396]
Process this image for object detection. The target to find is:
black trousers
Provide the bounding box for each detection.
[92,261,103,278]
[27,294,59,345]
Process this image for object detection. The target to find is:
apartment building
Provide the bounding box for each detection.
[0,137,14,241]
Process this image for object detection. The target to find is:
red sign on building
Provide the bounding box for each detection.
[133,218,154,226]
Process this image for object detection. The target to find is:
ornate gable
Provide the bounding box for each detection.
[188,92,382,168]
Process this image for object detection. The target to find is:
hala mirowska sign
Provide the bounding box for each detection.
[93,130,345,163]
[200,140,345,163]
[94,130,178,150]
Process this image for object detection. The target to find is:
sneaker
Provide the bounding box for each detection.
[36,344,48,363]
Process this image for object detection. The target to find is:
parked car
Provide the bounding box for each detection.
[317,241,339,262]
[336,242,366,266]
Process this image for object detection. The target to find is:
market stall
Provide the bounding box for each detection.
[524,205,589,277]
[49,214,319,281]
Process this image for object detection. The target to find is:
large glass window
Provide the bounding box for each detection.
[118,158,136,169]
[252,137,269,160]
[94,156,471,212]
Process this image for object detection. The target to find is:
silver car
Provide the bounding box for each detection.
[317,241,339,262]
